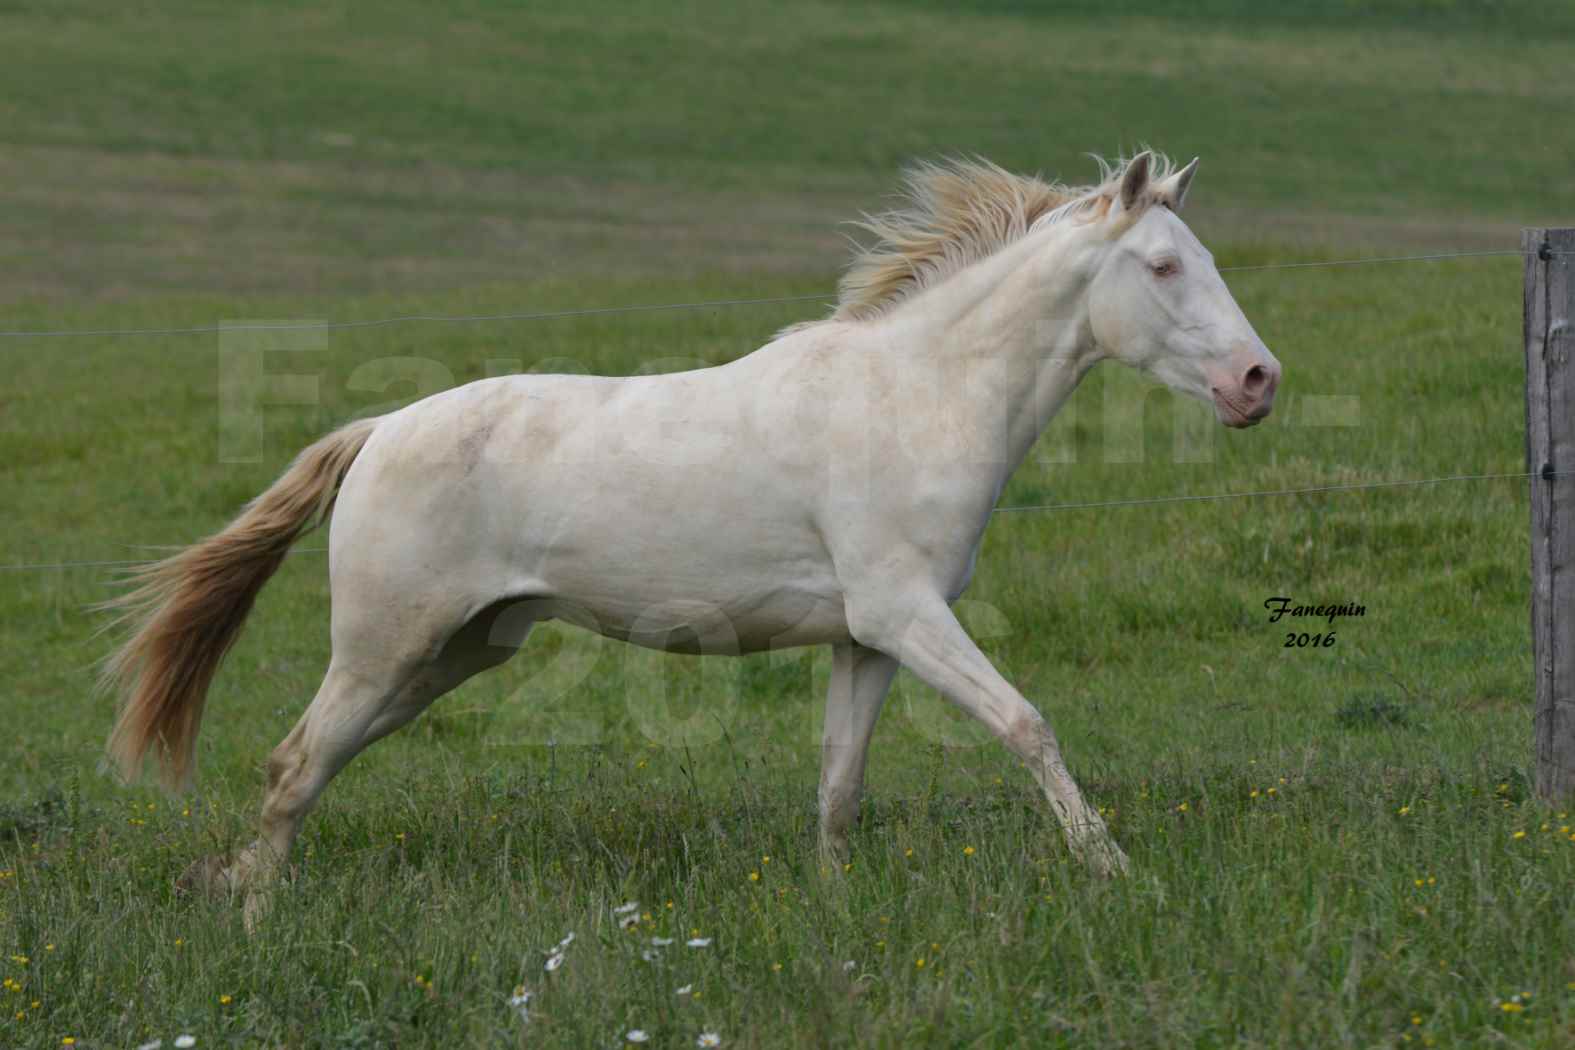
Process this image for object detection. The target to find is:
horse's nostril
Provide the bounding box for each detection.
[1243,365,1268,397]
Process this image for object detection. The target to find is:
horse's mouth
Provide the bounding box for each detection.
[1212,389,1270,428]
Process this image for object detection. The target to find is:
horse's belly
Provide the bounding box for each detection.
[553,579,850,655]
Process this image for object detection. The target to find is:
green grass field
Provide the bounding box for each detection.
[4,1,1575,1047]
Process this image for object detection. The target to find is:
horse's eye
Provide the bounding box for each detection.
[1150,260,1178,278]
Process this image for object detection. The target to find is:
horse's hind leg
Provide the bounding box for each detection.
[190,599,529,927]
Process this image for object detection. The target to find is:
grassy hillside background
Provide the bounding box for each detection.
[2,1,1574,1047]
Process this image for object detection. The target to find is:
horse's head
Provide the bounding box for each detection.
[1084,152,1281,428]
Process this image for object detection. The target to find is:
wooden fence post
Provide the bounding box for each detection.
[1526,227,1575,801]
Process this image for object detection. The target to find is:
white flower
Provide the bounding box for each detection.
[508,988,533,1022]
[641,949,661,962]
[619,914,641,930]
[544,952,565,972]
[651,936,675,947]
[613,901,640,915]
[174,1038,196,1050]
[558,932,576,949]
[842,960,856,973]
[675,983,693,996]
[626,1030,650,1043]
[137,1042,164,1050]
[686,937,712,948]
[697,1033,721,1048]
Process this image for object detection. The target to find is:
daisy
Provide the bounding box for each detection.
[651,937,675,947]
[697,1034,721,1048]
[174,1039,196,1050]
[641,949,661,962]
[675,984,693,996]
[627,1030,650,1043]
[558,932,576,949]
[545,952,565,972]
[508,988,532,1021]
[619,914,641,931]
[613,901,640,916]
[686,937,712,948]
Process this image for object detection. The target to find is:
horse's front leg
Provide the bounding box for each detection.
[850,592,1129,877]
[817,641,899,865]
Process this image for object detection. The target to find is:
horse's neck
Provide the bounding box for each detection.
[890,226,1101,478]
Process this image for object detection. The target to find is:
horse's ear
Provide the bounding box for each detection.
[1163,157,1200,211]
[1117,151,1153,212]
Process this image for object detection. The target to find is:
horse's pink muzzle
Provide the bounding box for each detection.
[1210,352,1281,428]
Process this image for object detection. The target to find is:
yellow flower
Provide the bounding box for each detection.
[1267,787,1277,796]
[963,846,976,857]
[1176,802,1189,813]
[749,871,760,882]
[771,962,782,973]
[1249,789,1259,799]
[761,855,770,865]
[1512,830,1527,840]
[915,958,926,968]
[905,848,914,858]
[63,1040,75,1046]
[1500,1001,1523,1013]
[220,994,233,1004]
[1398,806,1411,816]
[1411,1014,1422,1025]
[43,945,53,953]
[843,863,853,873]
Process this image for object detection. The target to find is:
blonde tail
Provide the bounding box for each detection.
[101,417,379,789]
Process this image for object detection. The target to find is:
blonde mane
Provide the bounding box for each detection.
[812,153,1178,327]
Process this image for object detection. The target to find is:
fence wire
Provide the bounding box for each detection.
[1,242,1563,573]
[2,470,1552,574]
[0,247,1556,341]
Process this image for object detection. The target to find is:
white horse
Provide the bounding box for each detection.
[104,151,1279,920]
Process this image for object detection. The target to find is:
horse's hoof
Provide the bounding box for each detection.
[1087,843,1131,879]
[242,890,274,933]
[816,834,851,875]
[175,854,232,899]
[1069,836,1130,879]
